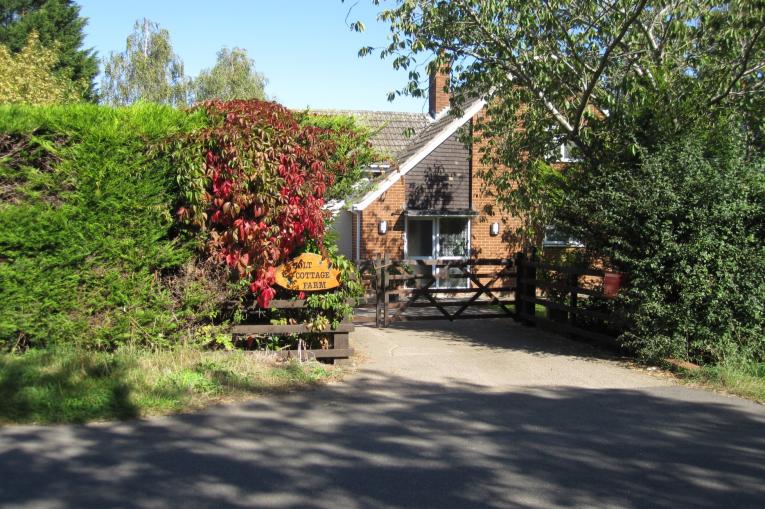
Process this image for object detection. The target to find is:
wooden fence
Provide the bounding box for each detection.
[231,299,353,363]
[356,254,517,327]
[227,253,625,361]
[515,252,626,348]
[356,252,626,349]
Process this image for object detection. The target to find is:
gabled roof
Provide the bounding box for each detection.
[309,109,430,160]
[351,98,486,211]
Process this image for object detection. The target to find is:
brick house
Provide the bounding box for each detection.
[330,70,537,286]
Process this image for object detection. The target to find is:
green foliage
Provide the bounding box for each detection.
[365,0,765,366]
[0,31,86,104]
[0,101,371,353]
[559,125,765,363]
[684,357,765,403]
[0,345,337,424]
[359,0,765,239]
[192,47,267,103]
[100,18,189,106]
[0,102,207,351]
[302,236,364,330]
[301,111,378,202]
[0,0,98,100]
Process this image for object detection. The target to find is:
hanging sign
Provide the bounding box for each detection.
[274,253,341,292]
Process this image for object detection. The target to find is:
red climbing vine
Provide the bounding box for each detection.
[171,99,357,308]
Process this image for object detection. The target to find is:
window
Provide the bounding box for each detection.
[558,141,578,162]
[548,139,578,163]
[405,216,470,288]
[545,125,579,163]
[543,225,583,248]
[438,217,470,258]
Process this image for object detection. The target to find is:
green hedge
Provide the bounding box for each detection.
[0,103,375,352]
[0,103,206,350]
[559,123,765,364]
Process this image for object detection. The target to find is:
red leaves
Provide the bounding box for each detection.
[181,99,343,307]
[256,287,277,308]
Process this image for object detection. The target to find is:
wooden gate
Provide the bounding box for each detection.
[356,255,518,327]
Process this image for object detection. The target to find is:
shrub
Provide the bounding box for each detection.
[0,103,209,351]
[1,100,371,352]
[559,124,765,363]
[167,99,365,310]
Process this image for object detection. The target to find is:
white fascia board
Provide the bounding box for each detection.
[351,98,486,212]
[323,199,346,216]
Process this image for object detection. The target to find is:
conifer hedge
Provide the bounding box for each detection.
[0,101,371,351]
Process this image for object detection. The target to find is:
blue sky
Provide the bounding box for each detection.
[77,0,428,113]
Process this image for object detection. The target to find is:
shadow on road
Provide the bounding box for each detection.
[374,317,620,361]
[1,371,764,508]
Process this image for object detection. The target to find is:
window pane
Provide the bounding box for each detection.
[407,219,433,257]
[438,218,469,258]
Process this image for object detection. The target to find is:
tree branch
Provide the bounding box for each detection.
[573,0,650,133]
[710,24,765,105]
[455,0,576,134]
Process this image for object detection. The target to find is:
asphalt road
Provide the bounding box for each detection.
[1,319,764,509]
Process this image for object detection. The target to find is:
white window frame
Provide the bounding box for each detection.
[542,225,584,248]
[545,125,580,164]
[404,216,471,288]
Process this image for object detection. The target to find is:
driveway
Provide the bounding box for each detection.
[1,319,764,509]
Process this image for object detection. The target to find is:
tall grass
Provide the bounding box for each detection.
[683,359,765,403]
[0,346,337,425]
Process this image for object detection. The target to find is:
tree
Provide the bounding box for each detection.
[0,31,84,104]
[0,0,98,100]
[100,18,189,106]
[355,1,765,362]
[192,47,267,103]
[354,0,765,237]
[563,122,765,363]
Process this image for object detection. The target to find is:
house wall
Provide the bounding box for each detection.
[331,210,353,260]
[468,117,522,259]
[406,129,470,211]
[357,178,406,260]
[351,212,358,261]
[354,113,523,263]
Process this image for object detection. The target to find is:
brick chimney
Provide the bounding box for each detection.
[428,63,450,118]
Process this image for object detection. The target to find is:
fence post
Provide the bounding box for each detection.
[375,253,382,328]
[515,251,536,324]
[514,252,525,322]
[382,252,389,327]
[525,250,538,324]
[569,271,579,326]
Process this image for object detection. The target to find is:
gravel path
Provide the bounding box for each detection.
[1,319,764,508]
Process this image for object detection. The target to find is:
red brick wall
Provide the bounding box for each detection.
[358,178,406,261]
[429,69,450,117]
[356,111,525,262]
[469,116,523,259]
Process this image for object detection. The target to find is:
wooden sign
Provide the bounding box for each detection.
[274,253,341,292]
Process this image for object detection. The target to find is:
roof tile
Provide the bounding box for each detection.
[308,109,430,160]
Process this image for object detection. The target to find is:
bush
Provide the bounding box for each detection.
[0,100,371,352]
[559,124,765,363]
[167,99,367,314]
[0,103,207,351]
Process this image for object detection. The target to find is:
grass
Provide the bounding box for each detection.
[678,359,765,403]
[0,345,342,425]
